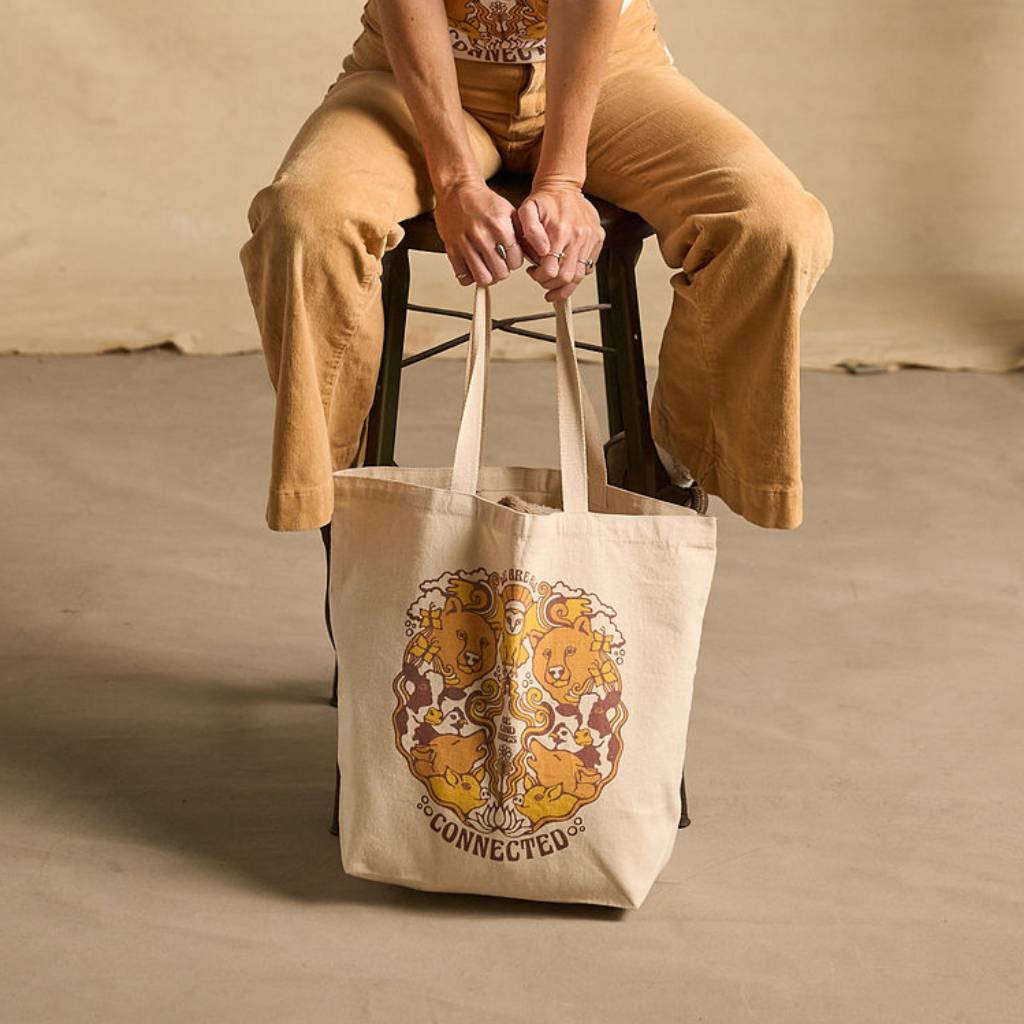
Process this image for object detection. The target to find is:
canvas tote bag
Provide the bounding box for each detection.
[329,285,716,909]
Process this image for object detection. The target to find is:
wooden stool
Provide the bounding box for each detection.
[324,172,694,832]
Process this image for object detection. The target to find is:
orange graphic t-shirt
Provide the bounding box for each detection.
[446,0,634,64]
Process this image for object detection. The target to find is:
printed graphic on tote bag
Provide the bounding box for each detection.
[393,568,627,858]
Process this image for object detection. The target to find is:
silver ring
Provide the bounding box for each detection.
[495,243,508,262]
[552,250,566,263]
[578,258,594,273]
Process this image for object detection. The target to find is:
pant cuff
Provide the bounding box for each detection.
[698,459,804,530]
[650,393,803,530]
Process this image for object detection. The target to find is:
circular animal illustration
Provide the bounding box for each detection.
[392,568,628,836]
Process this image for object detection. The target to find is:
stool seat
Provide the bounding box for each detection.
[400,171,656,253]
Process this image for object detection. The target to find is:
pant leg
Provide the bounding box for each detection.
[239,65,501,531]
[582,7,835,529]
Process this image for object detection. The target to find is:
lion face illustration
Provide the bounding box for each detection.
[393,569,628,836]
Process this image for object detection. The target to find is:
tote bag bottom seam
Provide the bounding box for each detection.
[339,858,639,910]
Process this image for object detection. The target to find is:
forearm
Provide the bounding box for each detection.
[535,0,621,188]
[376,0,481,194]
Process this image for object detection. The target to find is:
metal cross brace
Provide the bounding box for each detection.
[400,302,615,368]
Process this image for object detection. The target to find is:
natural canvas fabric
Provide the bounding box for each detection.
[329,288,716,908]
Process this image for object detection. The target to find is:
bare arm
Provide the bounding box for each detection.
[376,0,522,286]
[519,0,621,299]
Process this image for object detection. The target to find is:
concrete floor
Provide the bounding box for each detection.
[1,352,1021,1023]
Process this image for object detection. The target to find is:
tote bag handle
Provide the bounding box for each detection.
[450,284,608,513]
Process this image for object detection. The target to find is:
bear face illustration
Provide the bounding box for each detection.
[429,596,497,690]
[528,615,601,706]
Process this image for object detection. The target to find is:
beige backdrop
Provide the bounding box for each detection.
[3,0,1022,370]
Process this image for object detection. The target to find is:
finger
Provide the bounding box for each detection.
[527,253,561,288]
[547,269,585,301]
[570,255,587,287]
[545,276,581,301]
[541,238,585,301]
[554,238,582,289]
[460,243,493,287]
[537,230,573,284]
[448,250,474,287]
[472,234,509,283]
[481,209,520,280]
[516,199,551,264]
[546,271,584,301]
[500,237,524,272]
[582,233,603,274]
[546,281,580,302]
[511,210,541,267]
[571,234,596,284]
[540,272,581,301]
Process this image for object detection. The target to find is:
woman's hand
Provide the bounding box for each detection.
[513,0,619,301]
[433,180,524,287]
[375,1,522,288]
[515,183,605,301]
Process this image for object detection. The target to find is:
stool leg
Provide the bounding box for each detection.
[364,246,411,467]
[321,522,339,706]
[330,763,340,836]
[595,239,660,497]
[323,524,340,830]
[595,251,625,440]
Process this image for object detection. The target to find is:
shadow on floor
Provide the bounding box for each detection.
[0,640,623,922]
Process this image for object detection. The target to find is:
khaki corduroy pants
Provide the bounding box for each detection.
[240,0,834,532]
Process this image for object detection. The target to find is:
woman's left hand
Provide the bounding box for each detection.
[515,184,605,301]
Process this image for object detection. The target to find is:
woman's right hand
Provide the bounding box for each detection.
[433,180,524,286]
